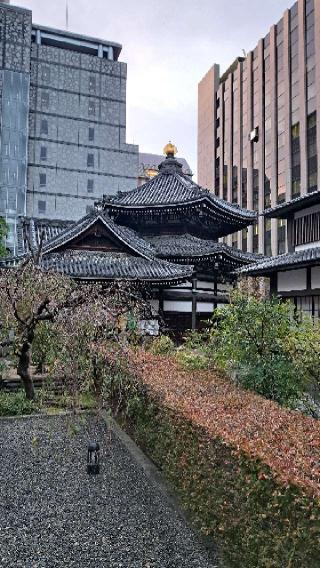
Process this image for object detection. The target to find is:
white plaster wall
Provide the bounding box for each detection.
[163,300,192,313]
[311,266,320,289]
[197,280,215,290]
[197,302,214,313]
[278,268,307,291]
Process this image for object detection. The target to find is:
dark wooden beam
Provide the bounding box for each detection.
[192,277,197,330]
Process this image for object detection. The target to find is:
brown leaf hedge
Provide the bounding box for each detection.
[131,349,320,499]
[110,348,320,566]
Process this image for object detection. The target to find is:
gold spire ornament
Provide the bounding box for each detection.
[163,141,178,157]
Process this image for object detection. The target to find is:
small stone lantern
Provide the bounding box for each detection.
[87,442,100,475]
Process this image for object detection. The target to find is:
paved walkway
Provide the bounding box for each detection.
[0,415,219,567]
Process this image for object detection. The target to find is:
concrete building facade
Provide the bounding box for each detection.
[198,0,319,256]
[0,1,138,253]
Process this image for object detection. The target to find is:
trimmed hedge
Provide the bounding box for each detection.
[110,349,320,568]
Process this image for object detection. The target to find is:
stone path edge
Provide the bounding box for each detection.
[102,410,221,567]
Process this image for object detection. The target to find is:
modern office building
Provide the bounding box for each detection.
[241,189,320,319]
[0,1,138,253]
[198,0,319,256]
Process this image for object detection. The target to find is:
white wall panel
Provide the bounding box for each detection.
[197,302,214,313]
[163,300,192,313]
[311,266,320,289]
[278,269,307,291]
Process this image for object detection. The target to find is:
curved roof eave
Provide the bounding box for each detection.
[105,195,256,222]
[42,212,153,260]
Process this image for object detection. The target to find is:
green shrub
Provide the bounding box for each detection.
[0,390,37,416]
[210,293,307,406]
[175,349,210,371]
[149,335,175,355]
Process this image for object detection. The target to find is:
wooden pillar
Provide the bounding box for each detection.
[214,275,218,309]
[192,277,197,330]
[158,288,164,316]
[270,273,277,295]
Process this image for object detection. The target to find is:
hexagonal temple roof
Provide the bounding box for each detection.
[101,153,256,239]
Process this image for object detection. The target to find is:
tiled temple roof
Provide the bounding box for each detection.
[239,246,320,276]
[41,211,154,259]
[102,155,256,224]
[148,234,262,264]
[42,251,193,284]
[17,217,72,255]
[264,190,320,219]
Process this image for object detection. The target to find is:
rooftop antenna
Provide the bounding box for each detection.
[66,1,69,31]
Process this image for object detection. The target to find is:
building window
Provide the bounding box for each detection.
[241,168,247,209]
[41,119,48,135]
[89,75,96,93]
[87,179,94,193]
[307,111,317,193]
[264,175,271,208]
[253,222,259,253]
[264,219,272,256]
[253,169,259,211]
[41,92,49,108]
[42,66,50,82]
[291,122,301,198]
[40,146,47,161]
[39,173,46,187]
[88,127,95,142]
[87,153,94,168]
[294,212,320,246]
[214,157,220,195]
[232,166,238,203]
[88,101,95,116]
[38,200,46,214]
[223,165,228,201]
[242,228,248,252]
[278,219,286,254]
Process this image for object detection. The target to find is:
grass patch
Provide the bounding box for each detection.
[0,390,38,416]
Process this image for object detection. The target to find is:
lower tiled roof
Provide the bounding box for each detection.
[17,218,73,255]
[148,234,262,264]
[239,246,320,276]
[42,251,194,283]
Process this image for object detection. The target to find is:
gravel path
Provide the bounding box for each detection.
[0,414,219,567]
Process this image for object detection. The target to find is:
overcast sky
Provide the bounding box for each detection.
[15,0,291,176]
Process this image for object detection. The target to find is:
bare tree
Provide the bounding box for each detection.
[0,258,94,399]
[0,255,151,401]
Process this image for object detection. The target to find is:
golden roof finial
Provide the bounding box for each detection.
[163,141,177,157]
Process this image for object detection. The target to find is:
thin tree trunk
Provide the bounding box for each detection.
[17,333,35,400]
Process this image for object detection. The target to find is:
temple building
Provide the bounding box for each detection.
[241,189,320,319]
[2,144,261,333]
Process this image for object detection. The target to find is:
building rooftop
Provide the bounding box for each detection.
[239,246,320,276]
[31,23,122,60]
[264,190,320,219]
